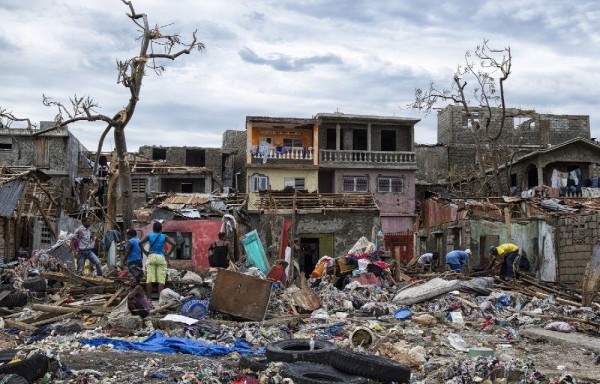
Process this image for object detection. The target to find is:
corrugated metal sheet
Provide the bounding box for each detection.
[161,193,211,205]
[0,179,27,217]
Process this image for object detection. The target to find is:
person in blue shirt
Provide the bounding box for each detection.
[445,249,471,273]
[139,222,176,297]
[122,229,143,279]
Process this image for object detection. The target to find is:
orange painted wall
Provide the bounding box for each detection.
[251,127,314,147]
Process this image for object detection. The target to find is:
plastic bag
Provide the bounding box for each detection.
[159,288,182,307]
[544,321,572,332]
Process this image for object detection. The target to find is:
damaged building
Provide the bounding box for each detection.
[415,105,594,199]
[416,195,600,284]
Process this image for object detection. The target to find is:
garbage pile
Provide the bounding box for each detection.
[0,234,599,383]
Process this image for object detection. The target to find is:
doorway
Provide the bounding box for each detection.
[299,238,319,278]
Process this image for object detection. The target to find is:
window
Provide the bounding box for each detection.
[284,177,305,190]
[152,148,167,160]
[131,178,147,194]
[353,129,367,150]
[185,149,205,167]
[181,182,193,193]
[0,137,12,151]
[164,232,192,260]
[250,174,268,192]
[343,176,368,192]
[326,129,336,150]
[378,177,403,193]
[259,137,273,145]
[283,138,303,147]
[381,130,396,151]
[462,111,480,128]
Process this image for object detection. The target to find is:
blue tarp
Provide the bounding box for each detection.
[81,332,264,356]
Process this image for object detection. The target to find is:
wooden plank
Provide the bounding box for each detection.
[4,319,37,332]
[31,310,81,327]
[30,304,79,314]
[103,287,125,308]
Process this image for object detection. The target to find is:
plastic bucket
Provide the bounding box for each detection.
[350,326,375,348]
[180,299,208,319]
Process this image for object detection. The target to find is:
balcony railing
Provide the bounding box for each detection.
[250,146,314,161]
[320,149,415,165]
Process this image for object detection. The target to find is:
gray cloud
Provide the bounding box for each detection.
[238,47,343,71]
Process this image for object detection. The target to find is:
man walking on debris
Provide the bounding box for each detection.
[445,249,471,273]
[139,221,176,297]
[488,243,529,278]
[73,216,103,277]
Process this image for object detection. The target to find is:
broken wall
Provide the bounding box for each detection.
[557,213,599,284]
[222,130,247,192]
[257,211,380,265]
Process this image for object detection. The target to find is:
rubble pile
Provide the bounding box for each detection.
[0,235,599,384]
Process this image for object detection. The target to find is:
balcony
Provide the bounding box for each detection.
[319,149,416,169]
[250,146,315,166]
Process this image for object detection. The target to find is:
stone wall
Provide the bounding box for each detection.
[557,213,598,284]
[436,106,590,147]
[222,130,247,192]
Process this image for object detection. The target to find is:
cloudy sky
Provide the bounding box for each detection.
[1,1,599,151]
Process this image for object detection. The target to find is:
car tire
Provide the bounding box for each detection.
[239,354,269,372]
[282,362,367,384]
[0,292,27,308]
[266,339,337,364]
[330,348,411,383]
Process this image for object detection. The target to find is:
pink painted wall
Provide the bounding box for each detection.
[333,169,416,233]
[138,220,223,270]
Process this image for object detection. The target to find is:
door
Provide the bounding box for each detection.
[35,137,49,168]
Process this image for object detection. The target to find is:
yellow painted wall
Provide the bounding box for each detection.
[247,168,319,211]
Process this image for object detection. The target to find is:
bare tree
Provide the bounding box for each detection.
[1,0,204,228]
[411,39,533,196]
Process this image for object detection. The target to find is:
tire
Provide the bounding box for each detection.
[239,355,269,372]
[0,292,27,308]
[266,339,337,364]
[22,278,46,293]
[282,362,367,384]
[330,348,411,383]
[0,353,49,383]
[0,374,28,384]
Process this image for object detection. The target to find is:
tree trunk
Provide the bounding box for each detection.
[114,126,134,229]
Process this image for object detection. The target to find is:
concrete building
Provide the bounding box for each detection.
[316,112,418,235]
[416,105,592,197]
[245,116,320,212]
[0,121,87,205]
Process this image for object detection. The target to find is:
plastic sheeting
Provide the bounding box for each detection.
[81,332,263,356]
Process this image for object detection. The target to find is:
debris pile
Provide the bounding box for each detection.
[1,232,599,384]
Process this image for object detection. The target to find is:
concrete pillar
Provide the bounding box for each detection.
[336,123,341,150]
[367,123,372,151]
[537,164,544,186]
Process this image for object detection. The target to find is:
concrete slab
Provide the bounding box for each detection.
[521,327,600,353]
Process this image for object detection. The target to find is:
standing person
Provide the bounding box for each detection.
[208,232,231,268]
[127,276,151,318]
[138,222,176,297]
[122,229,143,279]
[488,243,524,278]
[445,249,471,273]
[73,217,103,277]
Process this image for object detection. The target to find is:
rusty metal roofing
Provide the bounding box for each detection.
[0,178,27,217]
[160,194,211,206]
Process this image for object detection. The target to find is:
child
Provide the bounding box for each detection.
[127,276,151,318]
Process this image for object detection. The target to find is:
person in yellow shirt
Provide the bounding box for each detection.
[488,243,524,278]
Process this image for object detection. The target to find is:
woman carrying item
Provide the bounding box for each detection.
[138,222,176,296]
[208,232,231,268]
